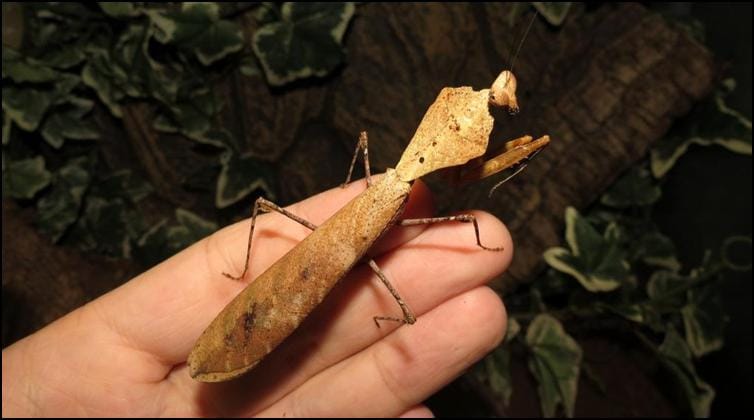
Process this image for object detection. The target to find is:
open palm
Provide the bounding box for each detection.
[2,178,510,417]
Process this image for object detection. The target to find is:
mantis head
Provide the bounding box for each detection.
[395,70,521,182]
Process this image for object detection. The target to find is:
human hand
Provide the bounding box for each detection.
[2,177,511,417]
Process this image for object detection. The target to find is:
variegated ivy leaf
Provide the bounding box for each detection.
[633,231,681,271]
[82,52,127,118]
[215,152,275,209]
[526,314,582,418]
[600,167,661,208]
[99,2,141,18]
[543,207,629,292]
[134,208,217,266]
[531,2,572,26]
[681,284,727,358]
[36,157,92,242]
[651,85,752,178]
[2,156,52,199]
[658,327,715,417]
[476,346,515,408]
[2,86,56,131]
[91,170,153,203]
[647,270,687,309]
[72,197,133,258]
[147,3,244,66]
[41,97,100,149]
[2,48,59,83]
[252,2,356,86]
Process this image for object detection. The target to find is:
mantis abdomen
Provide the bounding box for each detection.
[188,170,411,382]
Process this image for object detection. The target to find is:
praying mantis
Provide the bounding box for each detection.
[187,70,550,382]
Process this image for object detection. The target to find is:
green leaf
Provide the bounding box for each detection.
[215,152,274,208]
[147,3,244,66]
[81,54,126,118]
[134,208,217,266]
[2,86,56,131]
[531,2,572,26]
[600,167,661,208]
[506,317,521,342]
[543,208,629,292]
[526,314,582,417]
[40,98,100,149]
[252,2,356,86]
[91,170,153,203]
[99,2,140,18]
[2,48,60,83]
[36,157,92,242]
[72,197,132,258]
[658,327,715,417]
[681,285,727,357]
[647,270,687,308]
[651,89,752,178]
[2,156,52,199]
[477,347,515,407]
[633,231,681,271]
[239,54,261,78]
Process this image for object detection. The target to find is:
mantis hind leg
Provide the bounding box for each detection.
[342,131,373,188]
[223,197,318,281]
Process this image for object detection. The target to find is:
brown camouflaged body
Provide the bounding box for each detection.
[188,169,411,382]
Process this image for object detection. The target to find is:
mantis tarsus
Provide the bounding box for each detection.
[187,70,550,382]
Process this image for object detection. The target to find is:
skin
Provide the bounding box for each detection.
[2,175,511,417]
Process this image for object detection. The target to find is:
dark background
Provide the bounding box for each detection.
[2,2,751,417]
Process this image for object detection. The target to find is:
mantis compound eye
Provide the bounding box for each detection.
[489,70,519,113]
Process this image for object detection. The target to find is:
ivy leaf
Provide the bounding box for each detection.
[651,86,752,178]
[90,170,153,203]
[70,197,132,258]
[134,208,217,266]
[36,157,92,242]
[632,231,681,271]
[647,270,687,309]
[526,314,582,417]
[681,285,727,358]
[2,156,52,199]
[252,2,356,86]
[99,2,140,18]
[600,167,661,208]
[543,207,629,292]
[2,48,59,83]
[531,2,572,26]
[658,327,715,417]
[216,152,275,208]
[2,86,57,131]
[147,3,244,66]
[40,98,100,149]
[81,52,127,118]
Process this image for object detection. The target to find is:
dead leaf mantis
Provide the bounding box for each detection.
[187,70,550,382]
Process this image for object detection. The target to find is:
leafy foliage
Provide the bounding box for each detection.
[651,81,752,178]
[2,2,355,262]
[481,82,750,414]
[526,314,582,417]
[253,3,356,86]
[543,207,629,292]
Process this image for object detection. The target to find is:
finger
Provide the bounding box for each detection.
[399,404,434,418]
[86,176,434,367]
[258,287,507,417]
[172,211,511,414]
